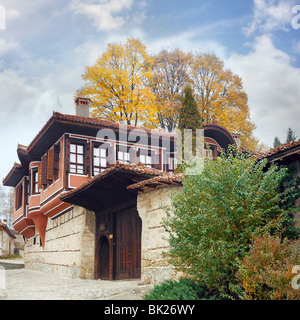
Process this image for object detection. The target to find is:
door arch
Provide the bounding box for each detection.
[99,236,110,280]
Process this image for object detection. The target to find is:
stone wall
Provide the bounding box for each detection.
[25,206,95,279]
[137,186,181,284]
[0,229,15,257]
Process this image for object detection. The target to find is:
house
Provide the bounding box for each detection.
[0,219,16,257]
[2,97,242,282]
[261,139,300,229]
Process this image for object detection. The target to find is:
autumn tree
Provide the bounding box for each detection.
[77,38,157,126]
[151,49,192,132]
[190,53,258,150]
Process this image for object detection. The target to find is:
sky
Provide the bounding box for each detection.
[0,0,300,182]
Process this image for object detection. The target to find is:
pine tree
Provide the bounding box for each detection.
[273,136,281,148]
[286,128,297,143]
[178,86,202,131]
[176,86,202,171]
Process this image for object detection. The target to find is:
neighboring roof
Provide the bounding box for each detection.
[127,173,183,191]
[0,220,16,239]
[260,139,300,162]
[2,162,25,187]
[202,121,236,149]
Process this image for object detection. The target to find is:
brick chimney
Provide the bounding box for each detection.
[75,97,91,118]
[233,133,241,148]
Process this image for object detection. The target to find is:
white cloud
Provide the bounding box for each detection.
[225,35,300,146]
[71,0,135,31]
[244,0,295,35]
[0,38,19,55]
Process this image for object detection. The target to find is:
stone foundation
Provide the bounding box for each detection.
[137,187,180,284]
[25,206,95,279]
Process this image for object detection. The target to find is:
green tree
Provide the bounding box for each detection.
[178,86,202,158]
[286,128,297,143]
[273,136,281,148]
[164,147,299,298]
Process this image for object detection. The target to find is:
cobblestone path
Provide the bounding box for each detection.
[0,260,152,300]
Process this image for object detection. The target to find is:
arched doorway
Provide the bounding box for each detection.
[99,236,110,280]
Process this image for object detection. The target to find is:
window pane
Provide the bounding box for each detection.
[70,144,76,153]
[77,145,84,154]
[146,156,152,164]
[70,153,76,163]
[94,147,99,157]
[77,165,84,174]
[140,155,145,163]
[94,168,99,175]
[77,155,84,164]
[124,153,130,161]
[94,157,100,166]
[101,159,106,167]
[70,164,76,173]
[100,148,106,157]
[118,151,123,160]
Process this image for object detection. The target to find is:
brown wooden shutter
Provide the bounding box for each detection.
[41,154,48,185]
[65,136,70,173]
[47,148,54,181]
[38,162,43,189]
[53,143,60,180]
[84,141,90,175]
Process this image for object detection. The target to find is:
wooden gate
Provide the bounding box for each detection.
[96,206,142,280]
[115,207,142,279]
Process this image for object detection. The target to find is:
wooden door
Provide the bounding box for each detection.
[99,236,110,280]
[115,208,142,280]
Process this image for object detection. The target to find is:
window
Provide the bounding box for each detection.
[15,183,23,210]
[32,169,40,194]
[70,143,85,174]
[138,148,157,168]
[93,144,109,175]
[117,145,131,164]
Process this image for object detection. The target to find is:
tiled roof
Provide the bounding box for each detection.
[60,162,163,200]
[260,139,300,159]
[127,173,183,191]
[52,112,175,136]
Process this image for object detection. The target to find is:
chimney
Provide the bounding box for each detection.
[233,133,241,148]
[75,97,91,118]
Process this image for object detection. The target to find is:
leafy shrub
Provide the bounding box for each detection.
[164,147,299,298]
[236,235,300,300]
[144,278,223,300]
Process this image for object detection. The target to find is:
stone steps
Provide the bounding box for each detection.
[0,261,25,270]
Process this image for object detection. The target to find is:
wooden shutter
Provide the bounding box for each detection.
[47,148,54,181]
[38,162,43,189]
[53,143,60,180]
[65,136,70,173]
[84,141,90,175]
[41,154,48,185]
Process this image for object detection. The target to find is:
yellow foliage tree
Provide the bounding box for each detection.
[77,38,157,127]
[190,53,258,150]
[151,49,192,132]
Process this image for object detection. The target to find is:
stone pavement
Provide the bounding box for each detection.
[0,259,153,300]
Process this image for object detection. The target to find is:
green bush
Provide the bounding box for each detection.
[163,147,299,299]
[144,278,223,300]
